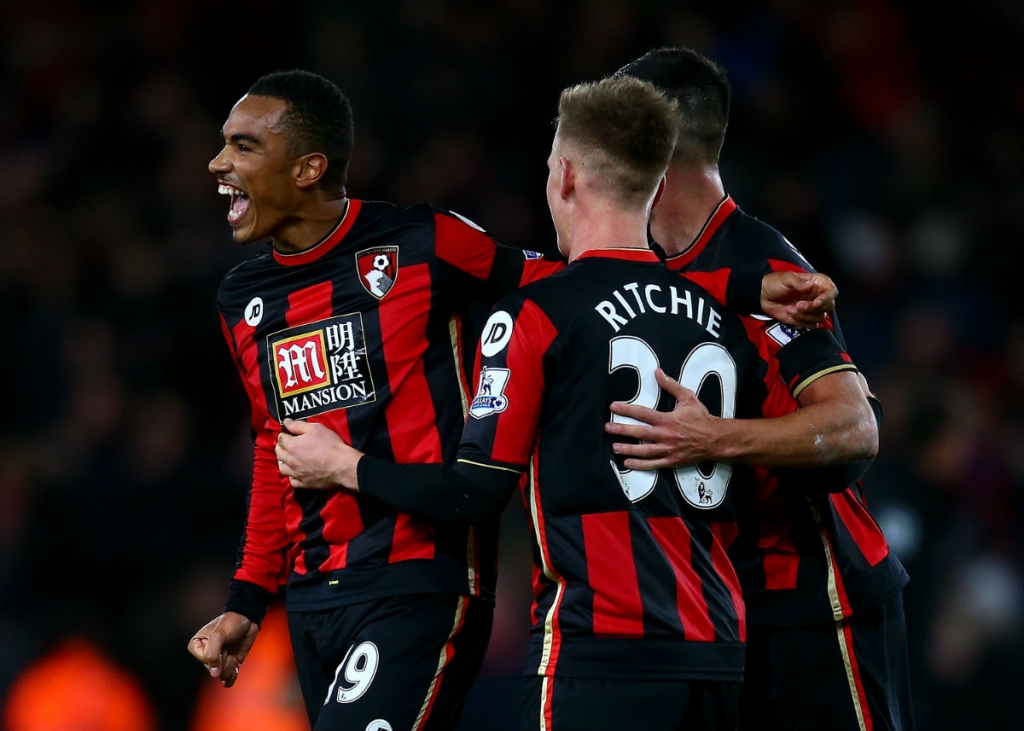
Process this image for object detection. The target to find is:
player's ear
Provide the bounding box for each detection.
[559,156,574,201]
[651,175,667,211]
[295,153,328,189]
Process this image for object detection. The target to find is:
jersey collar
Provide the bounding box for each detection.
[575,247,661,263]
[664,195,737,271]
[272,199,363,267]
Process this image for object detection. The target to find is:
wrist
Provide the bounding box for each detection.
[706,417,744,462]
[333,450,363,491]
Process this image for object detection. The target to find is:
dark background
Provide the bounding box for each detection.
[2,0,1024,729]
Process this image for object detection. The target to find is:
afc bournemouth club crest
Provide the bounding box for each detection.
[356,246,399,299]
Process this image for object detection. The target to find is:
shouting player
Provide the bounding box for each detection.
[186,69,564,731]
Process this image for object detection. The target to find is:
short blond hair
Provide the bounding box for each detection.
[555,76,680,206]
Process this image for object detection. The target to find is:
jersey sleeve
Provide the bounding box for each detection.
[735,313,877,493]
[457,295,560,472]
[432,208,564,303]
[217,311,291,624]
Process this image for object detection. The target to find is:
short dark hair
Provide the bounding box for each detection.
[248,70,354,192]
[614,47,730,164]
[556,77,680,207]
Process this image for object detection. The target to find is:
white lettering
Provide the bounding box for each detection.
[644,284,665,314]
[595,301,628,332]
[595,284,721,338]
[670,286,692,318]
[622,282,646,314]
[706,308,721,337]
[612,290,636,318]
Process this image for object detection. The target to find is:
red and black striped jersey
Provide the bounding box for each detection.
[216,199,561,616]
[455,248,797,681]
[663,195,909,626]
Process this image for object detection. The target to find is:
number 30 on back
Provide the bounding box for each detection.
[608,337,736,509]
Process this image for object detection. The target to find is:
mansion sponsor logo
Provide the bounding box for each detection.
[267,313,376,419]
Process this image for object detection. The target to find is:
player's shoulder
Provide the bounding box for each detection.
[725,205,816,272]
[353,198,437,230]
[217,247,276,308]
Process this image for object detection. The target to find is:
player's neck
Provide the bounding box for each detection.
[649,164,726,257]
[272,197,351,254]
[565,203,651,262]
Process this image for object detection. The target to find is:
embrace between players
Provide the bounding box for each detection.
[188,48,912,731]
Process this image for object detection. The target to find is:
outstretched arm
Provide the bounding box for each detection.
[606,368,876,471]
[275,418,518,524]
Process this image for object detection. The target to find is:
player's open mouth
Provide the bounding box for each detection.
[219,183,251,225]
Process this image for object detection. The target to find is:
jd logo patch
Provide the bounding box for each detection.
[356,246,399,299]
[469,367,511,419]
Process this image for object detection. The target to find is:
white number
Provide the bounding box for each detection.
[608,338,738,509]
[609,336,661,502]
[672,343,737,509]
[324,641,380,705]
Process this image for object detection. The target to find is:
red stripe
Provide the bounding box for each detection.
[841,620,875,731]
[710,522,746,642]
[647,517,715,642]
[763,553,800,591]
[530,448,564,674]
[282,281,360,573]
[491,300,558,465]
[227,312,295,590]
[377,262,439,562]
[575,248,660,263]
[679,268,731,306]
[582,512,644,638]
[285,281,334,327]
[379,263,443,463]
[521,257,566,286]
[389,513,436,563]
[414,596,469,731]
[753,468,800,591]
[831,491,890,567]
[229,315,264,431]
[273,199,362,266]
[434,211,496,279]
[529,563,542,628]
[665,196,737,270]
[543,676,555,731]
[317,491,364,572]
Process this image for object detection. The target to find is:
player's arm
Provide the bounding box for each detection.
[277,297,553,521]
[605,324,878,480]
[684,266,837,329]
[189,313,291,686]
[215,313,290,624]
[433,208,564,302]
[272,417,517,523]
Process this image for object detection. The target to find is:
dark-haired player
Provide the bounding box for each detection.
[185,69,566,731]
[276,76,853,731]
[609,48,913,731]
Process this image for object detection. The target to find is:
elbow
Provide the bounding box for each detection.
[850,403,879,461]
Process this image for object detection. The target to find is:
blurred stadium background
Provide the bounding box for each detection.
[2,0,1023,729]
